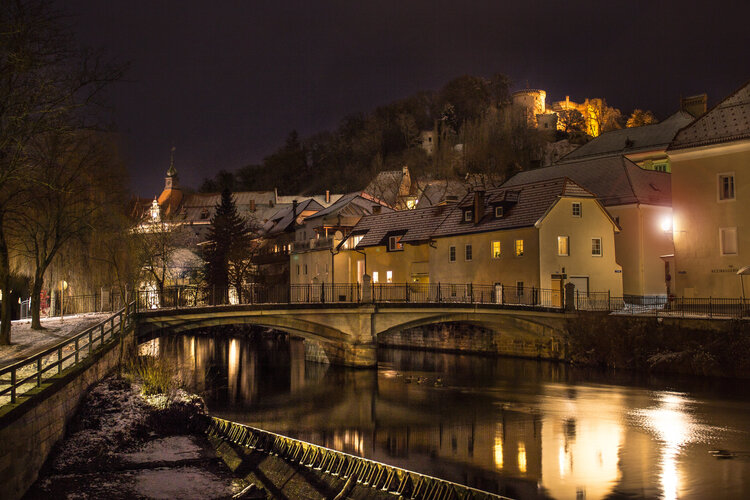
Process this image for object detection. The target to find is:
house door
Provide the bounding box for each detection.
[550,275,564,308]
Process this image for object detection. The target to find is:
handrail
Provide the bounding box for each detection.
[206,417,511,500]
[0,302,136,406]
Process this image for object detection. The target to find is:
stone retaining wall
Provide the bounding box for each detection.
[0,328,135,500]
[378,322,564,359]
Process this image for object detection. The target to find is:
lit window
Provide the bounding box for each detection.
[718,174,735,201]
[465,244,472,261]
[386,271,393,283]
[342,234,363,250]
[449,246,456,262]
[572,202,581,217]
[492,241,501,258]
[558,236,569,256]
[591,238,602,256]
[516,281,524,297]
[388,235,404,251]
[515,239,524,257]
[372,271,379,283]
[464,210,473,222]
[720,227,738,255]
[495,206,504,218]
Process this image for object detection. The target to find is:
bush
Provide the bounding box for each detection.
[125,356,179,396]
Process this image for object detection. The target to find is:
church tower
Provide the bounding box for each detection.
[157,146,183,217]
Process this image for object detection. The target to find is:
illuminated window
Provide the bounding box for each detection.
[465,244,472,261]
[342,234,363,250]
[449,246,456,262]
[515,239,524,256]
[572,202,581,217]
[558,236,569,256]
[388,235,404,251]
[718,173,735,201]
[372,271,379,283]
[464,210,473,222]
[591,238,602,256]
[492,241,501,258]
[720,227,738,255]
[386,271,393,283]
[495,206,504,218]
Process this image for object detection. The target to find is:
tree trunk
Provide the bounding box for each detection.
[30,267,47,329]
[0,227,11,345]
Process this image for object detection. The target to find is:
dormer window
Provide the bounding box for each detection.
[200,208,209,219]
[495,206,504,218]
[388,235,404,251]
[464,210,473,222]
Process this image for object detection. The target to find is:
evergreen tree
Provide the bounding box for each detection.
[203,188,251,303]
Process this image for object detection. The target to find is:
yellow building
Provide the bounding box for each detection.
[341,178,622,300]
[667,80,750,298]
[504,156,672,297]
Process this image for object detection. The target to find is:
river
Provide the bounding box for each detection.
[141,331,750,500]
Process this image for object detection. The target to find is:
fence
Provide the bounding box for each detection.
[206,417,509,500]
[0,305,134,407]
[136,283,563,310]
[576,292,750,319]
[18,289,127,320]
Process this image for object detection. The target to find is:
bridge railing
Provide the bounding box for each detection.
[576,292,750,319]
[135,283,564,310]
[206,417,510,500]
[0,303,135,407]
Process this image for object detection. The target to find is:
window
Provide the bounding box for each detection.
[591,238,602,256]
[304,264,308,274]
[495,206,504,218]
[720,227,738,255]
[342,234,363,250]
[449,246,456,262]
[492,241,501,258]
[464,210,473,222]
[572,202,581,217]
[718,174,735,201]
[465,244,473,261]
[558,236,569,256]
[296,265,300,276]
[388,235,404,251]
[386,270,393,283]
[515,239,524,256]
[516,281,524,297]
[372,271,379,283]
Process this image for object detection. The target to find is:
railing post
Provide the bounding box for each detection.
[37,358,42,386]
[405,283,410,303]
[10,369,16,403]
[437,283,441,303]
[709,297,712,319]
[75,337,79,363]
[58,347,62,373]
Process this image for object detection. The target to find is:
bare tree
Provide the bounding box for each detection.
[0,0,124,343]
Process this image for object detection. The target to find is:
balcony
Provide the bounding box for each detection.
[292,237,334,253]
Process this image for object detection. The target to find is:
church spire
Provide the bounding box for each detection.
[166,146,177,178]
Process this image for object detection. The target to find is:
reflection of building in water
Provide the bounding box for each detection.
[539,385,624,499]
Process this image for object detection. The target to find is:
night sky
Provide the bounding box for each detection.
[64,0,750,197]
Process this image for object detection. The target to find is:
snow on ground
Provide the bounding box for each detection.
[0,313,112,367]
[133,467,236,499]
[120,435,204,463]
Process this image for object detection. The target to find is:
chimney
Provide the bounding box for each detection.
[372,205,382,215]
[681,93,707,118]
[473,188,485,224]
[249,199,255,212]
[325,190,330,204]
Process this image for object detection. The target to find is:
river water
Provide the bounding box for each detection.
[143,332,750,500]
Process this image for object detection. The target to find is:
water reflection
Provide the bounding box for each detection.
[148,332,750,500]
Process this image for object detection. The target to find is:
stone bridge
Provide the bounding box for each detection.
[136,303,572,367]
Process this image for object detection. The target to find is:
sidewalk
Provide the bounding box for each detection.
[0,313,111,369]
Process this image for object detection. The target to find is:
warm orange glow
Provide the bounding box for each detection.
[517,442,527,474]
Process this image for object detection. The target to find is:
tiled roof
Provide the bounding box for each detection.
[502,156,671,207]
[353,206,450,247]
[669,80,750,150]
[305,192,391,221]
[262,198,324,235]
[416,179,469,207]
[431,178,594,238]
[560,111,694,161]
[173,191,280,225]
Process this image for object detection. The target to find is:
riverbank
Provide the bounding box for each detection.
[566,313,750,377]
[25,377,248,499]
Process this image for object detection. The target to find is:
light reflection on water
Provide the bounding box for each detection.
[149,332,750,499]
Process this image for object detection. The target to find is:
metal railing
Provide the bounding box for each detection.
[136,283,564,310]
[18,290,127,320]
[0,304,135,407]
[206,417,509,500]
[576,292,750,319]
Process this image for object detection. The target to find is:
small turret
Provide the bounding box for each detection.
[165,146,178,190]
[157,146,183,217]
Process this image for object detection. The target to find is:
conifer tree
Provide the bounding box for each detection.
[203,188,252,303]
